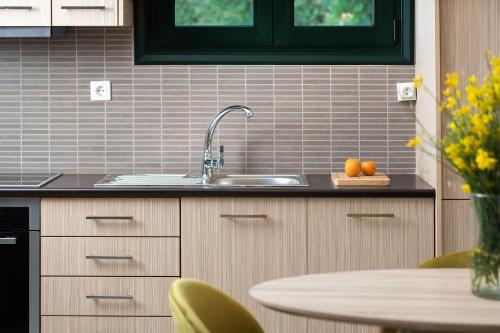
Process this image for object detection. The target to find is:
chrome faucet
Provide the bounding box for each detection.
[201,105,253,180]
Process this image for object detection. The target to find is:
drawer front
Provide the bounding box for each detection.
[42,237,180,277]
[0,0,51,26]
[52,0,118,26]
[41,198,180,236]
[308,198,435,272]
[42,277,176,316]
[42,316,174,333]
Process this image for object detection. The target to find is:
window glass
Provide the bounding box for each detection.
[175,0,254,26]
[294,0,374,26]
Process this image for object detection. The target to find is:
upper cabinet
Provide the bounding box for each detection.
[0,0,51,26]
[0,0,132,27]
[135,0,414,65]
[52,0,129,26]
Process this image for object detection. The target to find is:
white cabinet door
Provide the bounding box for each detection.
[52,0,121,26]
[0,0,51,26]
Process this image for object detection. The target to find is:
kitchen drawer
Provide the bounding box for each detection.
[42,277,175,316]
[52,0,119,26]
[41,316,174,333]
[42,237,180,277]
[0,0,51,26]
[41,198,180,236]
[308,198,435,272]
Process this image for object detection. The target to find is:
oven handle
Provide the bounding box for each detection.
[0,237,16,245]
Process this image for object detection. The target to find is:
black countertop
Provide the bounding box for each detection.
[0,174,435,198]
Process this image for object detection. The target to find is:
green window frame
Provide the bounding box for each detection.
[135,0,414,65]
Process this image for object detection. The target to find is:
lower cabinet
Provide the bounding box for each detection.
[442,199,477,254]
[307,198,435,333]
[181,197,308,333]
[41,317,174,333]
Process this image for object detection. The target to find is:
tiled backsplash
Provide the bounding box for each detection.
[0,27,415,174]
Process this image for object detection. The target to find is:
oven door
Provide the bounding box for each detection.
[0,231,30,333]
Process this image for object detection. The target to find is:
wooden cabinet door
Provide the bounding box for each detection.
[307,198,435,333]
[181,198,307,333]
[0,0,51,26]
[443,199,478,254]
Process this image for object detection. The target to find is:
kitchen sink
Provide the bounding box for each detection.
[205,174,308,187]
[94,174,308,188]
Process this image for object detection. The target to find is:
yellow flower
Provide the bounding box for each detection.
[448,122,457,131]
[475,149,497,170]
[443,88,451,97]
[453,105,471,117]
[456,90,463,99]
[445,72,460,88]
[445,143,460,159]
[406,137,421,148]
[469,75,478,84]
[446,97,457,109]
[471,114,489,136]
[461,184,471,193]
[451,157,468,171]
[460,135,478,153]
[413,76,423,89]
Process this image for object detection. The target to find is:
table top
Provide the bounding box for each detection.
[250,269,500,333]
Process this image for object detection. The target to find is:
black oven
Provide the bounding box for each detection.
[0,198,40,333]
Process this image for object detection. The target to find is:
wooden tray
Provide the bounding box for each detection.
[331,173,390,186]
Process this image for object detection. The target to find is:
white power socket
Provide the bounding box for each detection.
[397,82,417,101]
[90,81,112,101]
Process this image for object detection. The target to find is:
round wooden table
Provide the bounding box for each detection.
[249,269,500,333]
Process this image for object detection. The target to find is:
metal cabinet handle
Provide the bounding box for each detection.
[86,295,133,300]
[86,216,133,221]
[61,6,106,10]
[220,214,268,219]
[347,213,395,218]
[0,237,17,245]
[0,6,33,10]
[86,255,133,260]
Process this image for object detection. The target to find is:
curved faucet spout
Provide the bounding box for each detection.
[202,105,253,180]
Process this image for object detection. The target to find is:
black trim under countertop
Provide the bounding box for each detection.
[0,174,435,198]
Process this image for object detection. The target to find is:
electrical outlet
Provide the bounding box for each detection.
[397,82,417,101]
[90,81,111,101]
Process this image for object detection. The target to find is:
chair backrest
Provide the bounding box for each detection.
[417,251,471,269]
[169,279,265,333]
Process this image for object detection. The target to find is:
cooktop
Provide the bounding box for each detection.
[0,173,63,188]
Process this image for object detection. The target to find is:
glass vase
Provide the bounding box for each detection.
[470,193,500,300]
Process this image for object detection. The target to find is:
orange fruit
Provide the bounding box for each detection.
[345,158,361,177]
[361,161,377,176]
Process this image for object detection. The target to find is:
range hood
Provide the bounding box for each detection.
[0,27,65,38]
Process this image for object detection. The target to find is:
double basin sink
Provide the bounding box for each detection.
[94,174,309,188]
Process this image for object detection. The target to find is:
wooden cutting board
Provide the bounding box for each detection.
[331,173,390,186]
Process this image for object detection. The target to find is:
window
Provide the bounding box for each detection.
[135,0,414,65]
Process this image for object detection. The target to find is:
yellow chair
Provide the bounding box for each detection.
[380,251,471,333]
[169,279,265,333]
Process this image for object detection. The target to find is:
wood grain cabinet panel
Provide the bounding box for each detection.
[41,237,180,277]
[0,0,51,26]
[41,277,176,316]
[181,197,308,333]
[52,0,132,26]
[307,198,435,333]
[41,198,180,236]
[442,200,478,254]
[42,317,174,333]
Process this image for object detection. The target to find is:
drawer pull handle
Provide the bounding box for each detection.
[0,6,33,10]
[347,213,395,218]
[86,295,133,300]
[220,214,268,219]
[86,255,133,260]
[61,6,106,10]
[86,216,133,221]
[0,237,17,245]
